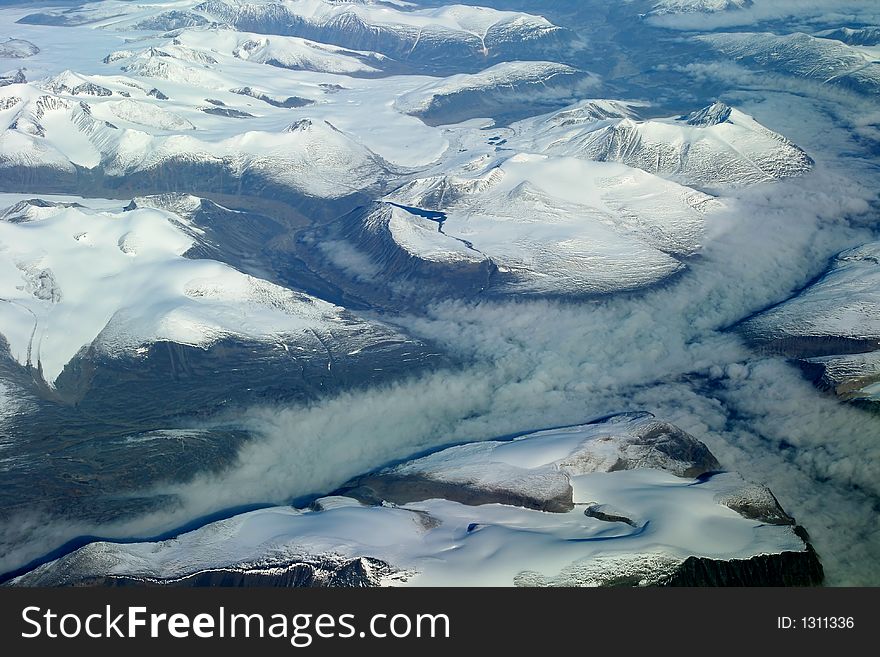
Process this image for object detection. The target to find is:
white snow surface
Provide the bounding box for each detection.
[0,195,376,385]
[394,61,588,116]
[647,0,752,16]
[697,31,880,96]
[0,78,391,197]
[0,38,40,59]
[14,0,562,51]
[392,415,715,486]
[0,18,452,172]
[382,151,715,294]
[806,351,880,401]
[225,31,384,74]
[376,414,718,506]
[743,242,880,342]
[510,100,813,188]
[13,417,807,586]
[110,27,386,76]
[106,99,196,130]
[232,0,557,34]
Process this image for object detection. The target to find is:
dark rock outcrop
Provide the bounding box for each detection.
[584,505,638,527]
[342,472,574,513]
[200,106,255,118]
[661,543,824,586]
[230,86,313,108]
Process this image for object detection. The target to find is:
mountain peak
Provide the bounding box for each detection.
[284,118,314,132]
[685,101,732,126]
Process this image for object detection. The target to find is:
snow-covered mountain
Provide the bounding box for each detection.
[0,76,392,200]
[741,242,880,350]
[223,30,388,74]
[646,0,753,16]
[0,195,412,386]
[18,0,574,73]
[321,151,715,300]
[740,242,880,403]
[108,26,390,77]
[11,414,821,587]
[699,31,880,98]
[816,26,880,47]
[510,100,813,189]
[3,0,872,588]
[395,61,597,125]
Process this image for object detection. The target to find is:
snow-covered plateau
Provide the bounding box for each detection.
[11,415,822,587]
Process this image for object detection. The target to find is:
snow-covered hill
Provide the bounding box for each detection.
[107,26,389,77]
[0,195,406,385]
[224,30,387,74]
[330,151,715,298]
[510,100,813,189]
[0,37,39,59]
[0,77,391,199]
[742,242,880,348]
[106,98,196,131]
[395,60,597,125]
[816,26,880,47]
[699,31,880,98]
